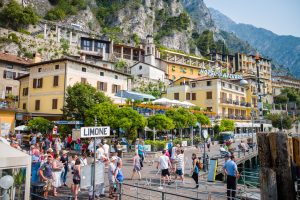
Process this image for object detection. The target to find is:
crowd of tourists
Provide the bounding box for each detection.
[4,131,242,200]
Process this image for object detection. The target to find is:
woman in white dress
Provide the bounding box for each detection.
[52,153,64,196]
[54,138,62,154]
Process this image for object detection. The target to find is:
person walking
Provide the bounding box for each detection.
[67,134,72,150]
[191,153,200,188]
[72,158,81,200]
[31,148,41,183]
[207,137,211,152]
[175,149,184,183]
[108,156,117,199]
[103,139,110,158]
[223,153,239,200]
[39,155,54,198]
[131,152,142,180]
[60,150,69,186]
[137,140,145,168]
[52,154,64,196]
[54,138,62,155]
[114,161,124,200]
[157,150,172,185]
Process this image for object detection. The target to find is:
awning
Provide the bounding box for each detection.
[14,125,28,131]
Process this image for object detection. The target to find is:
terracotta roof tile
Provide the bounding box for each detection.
[0,52,33,65]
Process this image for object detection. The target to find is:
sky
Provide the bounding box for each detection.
[204,0,300,37]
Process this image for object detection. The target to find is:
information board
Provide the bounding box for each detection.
[81,126,110,138]
[207,159,218,182]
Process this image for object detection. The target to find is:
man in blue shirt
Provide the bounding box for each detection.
[137,140,145,168]
[224,153,239,200]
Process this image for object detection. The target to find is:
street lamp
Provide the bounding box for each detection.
[250,109,255,150]
[131,99,135,109]
[113,130,116,139]
[255,52,264,132]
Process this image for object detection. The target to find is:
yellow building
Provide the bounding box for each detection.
[17,58,130,119]
[235,53,272,95]
[160,50,214,81]
[163,77,257,120]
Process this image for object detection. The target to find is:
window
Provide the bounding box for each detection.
[139,65,143,70]
[55,65,60,70]
[241,88,244,92]
[35,100,40,110]
[190,68,193,74]
[22,103,26,110]
[222,82,225,87]
[235,86,238,91]
[206,92,212,99]
[81,78,87,84]
[94,41,106,52]
[97,81,107,91]
[82,67,86,72]
[22,87,28,96]
[33,78,43,88]
[38,68,42,72]
[229,84,232,89]
[172,66,176,72]
[192,93,196,100]
[6,65,13,69]
[191,83,196,88]
[206,107,212,112]
[5,87,12,95]
[112,84,120,93]
[3,71,15,79]
[103,64,108,68]
[207,81,211,86]
[174,93,179,100]
[115,75,118,79]
[100,72,104,76]
[52,99,58,109]
[186,93,190,100]
[53,76,59,87]
[81,38,93,51]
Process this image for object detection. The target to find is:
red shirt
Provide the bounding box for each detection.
[67,136,72,144]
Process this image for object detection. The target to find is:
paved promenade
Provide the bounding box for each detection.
[46,140,259,200]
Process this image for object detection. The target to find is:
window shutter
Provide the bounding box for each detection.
[104,82,107,91]
[97,81,100,90]
[13,72,16,79]
[112,84,115,93]
[33,79,37,88]
[40,78,43,88]
[3,70,6,78]
[117,85,121,92]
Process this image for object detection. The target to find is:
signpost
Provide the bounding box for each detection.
[202,129,208,172]
[80,124,110,200]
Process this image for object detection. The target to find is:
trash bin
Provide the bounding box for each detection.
[31,182,45,200]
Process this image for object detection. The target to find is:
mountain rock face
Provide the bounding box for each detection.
[210,8,300,77]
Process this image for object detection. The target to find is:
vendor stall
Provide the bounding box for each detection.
[0,141,31,200]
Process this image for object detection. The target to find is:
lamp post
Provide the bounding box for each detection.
[255,52,264,132]
[202,129,208,172]
[131,99,135,109]
[113,130,116,139]
[92,116,97,200]
[250,109,255,150]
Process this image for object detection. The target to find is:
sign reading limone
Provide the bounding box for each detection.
[199,69,243,80]
[80,126,110,138]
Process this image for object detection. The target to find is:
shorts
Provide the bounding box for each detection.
[176,169,183,176]
[73,179,80,185]
[133,166,141,172]
[161,169,170,177]
[43,179,53,191]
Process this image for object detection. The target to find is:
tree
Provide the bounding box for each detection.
[194,113,211,126]
[115,60,128,70]
[0,0,40,30]
[62,83,111,121]
[281,88,300,102]
[266,113,293,130]
[219,119,235,132]
[84,102,118,127]
[166,108,197,138]
[274,95,288,104]
[147,114,174,139]
[114,107,147,139]
[27,117,53,133]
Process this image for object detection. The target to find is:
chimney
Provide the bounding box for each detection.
[80,53,86,62]
[33,52,42,63]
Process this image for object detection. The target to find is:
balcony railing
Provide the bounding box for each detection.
[220,98,252,107]
[215,115,252,120]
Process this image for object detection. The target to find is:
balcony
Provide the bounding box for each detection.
[220,99,252,107]
[216,114,251,120]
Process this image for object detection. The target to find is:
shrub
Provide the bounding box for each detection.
[145,140,167,151]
